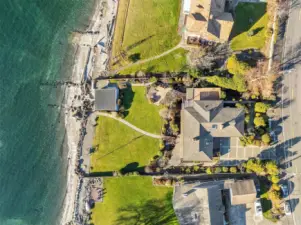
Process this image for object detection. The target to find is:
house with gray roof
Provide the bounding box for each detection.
[173,181,226,225]
[173,179,257,225]
[94,84,119,111]
[180,88,244,164]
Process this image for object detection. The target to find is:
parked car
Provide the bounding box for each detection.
[284,201,292,215]
[280,184,289,197]
[254,199,263,216]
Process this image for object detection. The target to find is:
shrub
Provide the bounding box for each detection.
[206,167,213,174]
[185,168,191,174]
[262,133,271,144]
[207,75,247,92]
[245,158,265,174]
[246,168,252,173]
[170,122,179,134]
[245,114,250,124]
[268,190,281,201]
[255,102,270,113]
[253,140,261,147]
[222,167,229,173]
[159,140,165,149]
[254,116,266,127]
[220,90,227,99]
[240,139,247,146]
[230,167,238,173]
[269,175,280,184]
[193,165,200,172]
[149,76,158,83]
[227,55,251,75]
[265,161,279,176]
[189,68,201,78]
[165,179,172,187]
[155,167,162,173]
[272,184,280,191]
[214,167,221,173]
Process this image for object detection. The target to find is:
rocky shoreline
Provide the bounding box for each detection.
[60,0,118,224]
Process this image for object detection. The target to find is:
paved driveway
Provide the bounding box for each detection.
[219,137,277,166]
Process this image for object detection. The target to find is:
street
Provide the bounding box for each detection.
[278,0,301,224]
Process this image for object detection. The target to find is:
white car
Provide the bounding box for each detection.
[284,201,292,215]
[280,184,289,197]
[254,199,263,216]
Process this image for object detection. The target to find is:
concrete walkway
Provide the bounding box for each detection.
[97,112,162,139]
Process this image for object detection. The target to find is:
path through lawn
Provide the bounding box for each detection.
[91,116,159,172]
[91,177,179,225]
[123,86,163,134]
[111,0,181,70]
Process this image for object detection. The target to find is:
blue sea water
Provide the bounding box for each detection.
[0,1,94,224]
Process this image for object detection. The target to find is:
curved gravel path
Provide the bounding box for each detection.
[96,112,162,139]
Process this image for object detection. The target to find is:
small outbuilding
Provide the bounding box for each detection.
[94,84,119,111]
[228,179,257,205]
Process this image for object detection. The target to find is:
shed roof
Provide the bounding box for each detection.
[94,86,119,111]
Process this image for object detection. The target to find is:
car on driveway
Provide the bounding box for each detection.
[280,184,289,197]
[284,201,292,215]
[254,199,263,216]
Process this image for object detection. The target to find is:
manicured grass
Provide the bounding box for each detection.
[231,3,269,51]
[123,86,163,134]
[118,48,188,75]
[91,177,179,225]
[111,0,181,70]
[91,116,159,172]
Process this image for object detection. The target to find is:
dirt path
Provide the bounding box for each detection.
[96,112,162,138]
[112,43,182,74]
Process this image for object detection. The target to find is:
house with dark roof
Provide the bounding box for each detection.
[94,84,119,111]
[183,0,234,43]
[180,88,244,164]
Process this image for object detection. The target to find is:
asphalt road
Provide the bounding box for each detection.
[278,0,301,224]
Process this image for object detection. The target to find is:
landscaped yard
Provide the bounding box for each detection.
[111,0,181,70]
[91,116,159,172]
[123,86,163,134]
[231,3,269,51]
[91,177,178,225]
[118,48,188,75]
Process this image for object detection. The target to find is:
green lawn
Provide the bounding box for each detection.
[111,0,181,70]
[231,3,269,51]
[91,116,159,172]
[118,48,188,75]
[123,86,163,134]
[91,177,179,225]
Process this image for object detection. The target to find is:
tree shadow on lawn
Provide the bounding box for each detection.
[121,83,135,118]
[96,135,144,160]
[120,162,145,174]
[230,2,267,39]
[114,192,177,225]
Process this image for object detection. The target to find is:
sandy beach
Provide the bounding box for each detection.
[60,0,118,224]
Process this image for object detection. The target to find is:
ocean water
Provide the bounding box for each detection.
[0,1,94,224]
